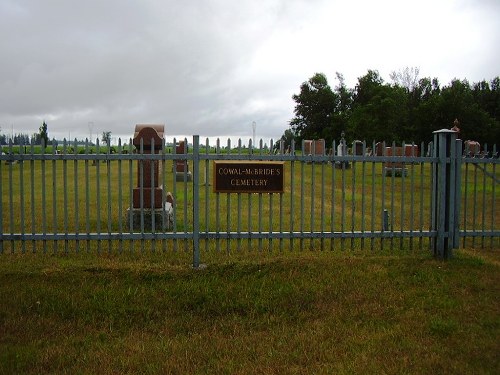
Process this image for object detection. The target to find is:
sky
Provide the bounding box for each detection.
[1,0,499,145]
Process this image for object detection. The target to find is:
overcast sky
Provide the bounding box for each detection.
[1,0,499,144]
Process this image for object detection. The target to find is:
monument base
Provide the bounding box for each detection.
[175,171,192,182]
[126,202,173,232]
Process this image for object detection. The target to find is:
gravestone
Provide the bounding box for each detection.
[464,140,480,156]
[353,140,364,156]
[174,140,192,182]
[127,124,173,231]
[303,139,325,156]
[383,145,419,177]
[335,133,350,169]
[374,142,384,156]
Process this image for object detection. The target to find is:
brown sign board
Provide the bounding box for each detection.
[213,161,285,193]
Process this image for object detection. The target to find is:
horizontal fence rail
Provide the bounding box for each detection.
[0,135,498,263]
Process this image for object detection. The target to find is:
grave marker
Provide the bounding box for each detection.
[127,124,173,231]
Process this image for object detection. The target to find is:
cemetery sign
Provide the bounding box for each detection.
[213,161,285,193]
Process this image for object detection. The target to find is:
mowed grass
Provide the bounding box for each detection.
[1,249,499,374]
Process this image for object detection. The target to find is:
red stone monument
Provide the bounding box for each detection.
[133,125,164,208]
[174,139,192,182]
[128,124,173,231]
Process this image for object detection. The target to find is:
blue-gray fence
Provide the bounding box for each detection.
[0,130,498,266]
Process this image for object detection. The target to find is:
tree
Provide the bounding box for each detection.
[331,72,353,141]
[390,67,420,92]
[39,121,48,148]
[274,128,296,152]
[288,70,499,147]
[101,131,111,145]
[290,73,337,147]
[348,70,408,143]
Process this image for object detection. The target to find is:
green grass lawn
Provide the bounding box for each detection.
[1,249,498,374]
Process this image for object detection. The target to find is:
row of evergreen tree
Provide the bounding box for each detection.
[285,69,499,148]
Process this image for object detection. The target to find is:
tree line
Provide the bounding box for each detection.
[284,69,500,149]
[0,122,113,147]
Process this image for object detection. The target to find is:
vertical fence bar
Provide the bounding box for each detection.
[139,139,145,252]
[96,139,102,253]
[215,139,220,252]
[226,139,231,253]
[340,152,346,251]
[204,138,210,252]
[42,140,47,253]
[409,143,415,251]
[472,158,478,248]
[351,145,356,251]
[269,143,274,252]
[258,193,263,251]
[161,138,167,252]
[0,147,3,254]
[331,140,336,251]
[74,140,79,252]
[237,140,242,252]
[85,140,90,252]
[247,140,252,251]
[107,139,113,253]
[63,140,68,253]
[454,139,462,249]
[419,142,425,251]
[183,138,189,252]
[400,141,406,251]
[258,139,263,251]
[279,191,284,252]
[30,143,36,252]
[448,134,457,252]
[300,141,305,251]
[380,142,386,251]
[150,138,156,252]
[290,140,295,251]
[490,145,497,249]
[8,142,14,253]
[462,155,468,248]
[360,141,366,251]
[247,191,252,251]
[320,150,325,251]
[51,141,57,253]
[172,138,178,251]
[192,135,200,268]
[310,144,315,250]
[128,139,134,252]
[269,191,273,251]
[480,145,487,248]
[229,198,235,250]
[20,143,26,253]
[370,141,376,251]
[279,140,284,252]
[389,142,395,252]
[117,138,123,253]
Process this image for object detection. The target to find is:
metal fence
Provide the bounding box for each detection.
[0,131,498,266]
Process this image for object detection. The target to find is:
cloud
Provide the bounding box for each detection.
[0,0,498,143]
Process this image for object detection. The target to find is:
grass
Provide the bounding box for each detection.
[0,250,499,374]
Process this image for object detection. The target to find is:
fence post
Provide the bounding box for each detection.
[431,129,458,259]
[192,135,201,268]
